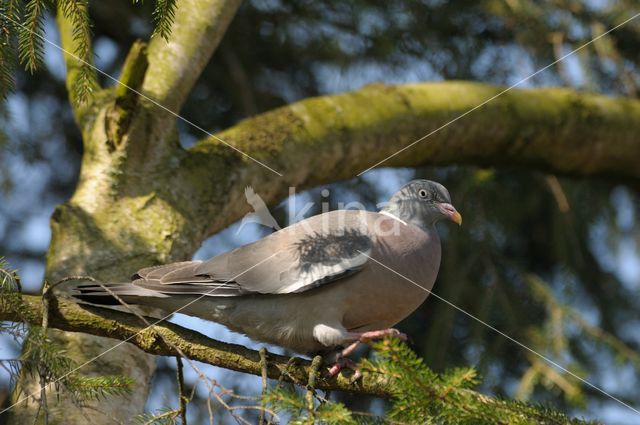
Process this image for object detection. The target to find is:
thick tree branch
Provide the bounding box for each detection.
[0,294,392,397]
[98,0,244,170]
[22,4,247,422]
[143,0,242,113]
[174,81,640,233]
[207,82,640,182]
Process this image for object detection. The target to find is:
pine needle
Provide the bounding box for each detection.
[151,0,177,41]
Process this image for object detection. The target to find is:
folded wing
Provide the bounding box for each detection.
[129,210,374,297]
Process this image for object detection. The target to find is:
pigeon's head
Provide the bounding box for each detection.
[383,180,462,228]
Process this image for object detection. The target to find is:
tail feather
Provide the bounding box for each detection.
[72,282,167,306]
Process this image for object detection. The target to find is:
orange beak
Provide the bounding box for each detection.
[450,210,462,226]
[437,203,462,226]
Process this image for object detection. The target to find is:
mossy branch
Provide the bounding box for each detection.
[56,0,99,123]
[0,293,596,423]
[0,294,392,397]
[105,40,149,149]
[170,81,640,236]
[213,82,640,183]
[143,0,242,113]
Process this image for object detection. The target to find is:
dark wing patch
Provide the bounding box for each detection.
[295,229,371,273]
[194,210,375,295]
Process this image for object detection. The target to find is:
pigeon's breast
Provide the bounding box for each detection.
[341,217,441,332]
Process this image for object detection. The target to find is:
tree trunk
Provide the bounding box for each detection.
[7,0,242,423]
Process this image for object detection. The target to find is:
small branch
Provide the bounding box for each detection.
[38,280,53,425]
[176,356,187,425]
[105,40,149,150]
[545,175,570,213]
[258,348,268,425]
[114,41,149,101]
[38,371,48,425]
[305,355,323,414]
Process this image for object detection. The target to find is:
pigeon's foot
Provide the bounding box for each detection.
[326,328,407,380]
[326,356,360,380]
[342,328,408,355]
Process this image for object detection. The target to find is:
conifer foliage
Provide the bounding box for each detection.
[264,339,598,425]
[0,0,177,100]
[1,259,134,417]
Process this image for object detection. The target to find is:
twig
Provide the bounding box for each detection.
[38,279,54,425]
[322,390,331,405]
[545,175,570,213]
[176,356,187,425]
[206,388,214,425]
[51,275,100,290]
[258,347,268,425]
[305,355,323,414]
[142,409,179,425]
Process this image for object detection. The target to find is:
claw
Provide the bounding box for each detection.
[326,357,358,378]
[349,368,363,383]
[327,363,341,377]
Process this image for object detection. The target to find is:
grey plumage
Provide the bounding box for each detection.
[74,180,461,354]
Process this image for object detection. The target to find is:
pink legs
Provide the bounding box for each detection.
[326,328,408,378]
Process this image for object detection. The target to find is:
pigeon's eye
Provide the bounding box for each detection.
[418,189,428,199]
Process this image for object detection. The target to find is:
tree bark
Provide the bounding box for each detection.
[7,1,242,424]
[170,81,640,235]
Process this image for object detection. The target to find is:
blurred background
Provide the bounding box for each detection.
[1,0,639,423]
